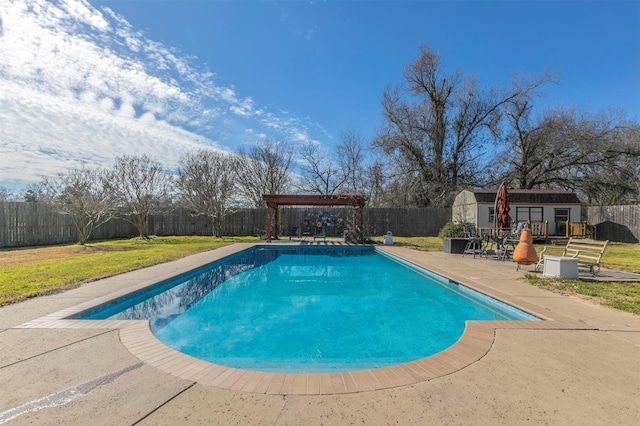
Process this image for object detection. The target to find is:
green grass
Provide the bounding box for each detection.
[524,273,640,315]
[0,236,258,306]
[369,236,444,251]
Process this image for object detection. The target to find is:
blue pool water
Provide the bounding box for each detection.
[76,246,538,372]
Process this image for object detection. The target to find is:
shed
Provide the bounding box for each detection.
[452,189,582,236]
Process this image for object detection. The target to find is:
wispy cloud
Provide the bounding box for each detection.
[0,0,317,190]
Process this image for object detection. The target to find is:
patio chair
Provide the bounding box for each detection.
[510,222,524,237]
[496,222,524,260]
[462,223,484,258]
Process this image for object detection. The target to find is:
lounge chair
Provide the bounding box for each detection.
[535,238,609,275]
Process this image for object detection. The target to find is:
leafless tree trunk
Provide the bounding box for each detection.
[107,155,173,238]
[336,128,369,193]
[236,139,293,207]
[362,160,388,207]
[296,141,347,195]
[176,149,238,237]
[43,168,116,244]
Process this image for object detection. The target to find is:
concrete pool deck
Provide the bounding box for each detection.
[1,242,639,424]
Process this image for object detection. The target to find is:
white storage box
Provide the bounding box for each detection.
[543,255,579,279]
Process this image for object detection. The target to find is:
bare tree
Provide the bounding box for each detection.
[374,43,554,206]
[42,168,116,245]
[176,149,238,237]
[296,140,347,195]
[236,139,293,207]
[363,159,388,207]
[336,128,369,193]
[0,186,16,202]
[107,155,173,238]
[501,101,640,204]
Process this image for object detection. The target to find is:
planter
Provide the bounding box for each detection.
[444,237,469,254]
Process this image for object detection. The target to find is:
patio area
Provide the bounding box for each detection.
[1,242,638,425]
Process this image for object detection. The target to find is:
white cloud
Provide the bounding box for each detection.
[0,0,322,191]
[0,81,208,184]
[60,0,110,32]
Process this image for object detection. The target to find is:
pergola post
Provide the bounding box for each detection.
[265,206,272,242]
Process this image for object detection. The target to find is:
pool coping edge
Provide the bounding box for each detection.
[15,242,594,395]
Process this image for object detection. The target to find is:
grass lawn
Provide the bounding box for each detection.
[0,236,259,306]
[369,236,444,251]
[2,235,638,315]
[524,273,640,315]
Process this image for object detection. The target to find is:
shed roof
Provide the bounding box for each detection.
[466,189,581,204]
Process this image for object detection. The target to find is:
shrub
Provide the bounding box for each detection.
[438,221,465,238]
[344,227,374,244]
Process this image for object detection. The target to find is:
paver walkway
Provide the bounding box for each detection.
[1,242,638,425]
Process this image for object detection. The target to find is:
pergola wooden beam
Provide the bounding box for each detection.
[262,194,368,242]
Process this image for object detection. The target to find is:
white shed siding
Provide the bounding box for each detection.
[452,189,582,236]
[475,203,582,234]
[451,190,478,224]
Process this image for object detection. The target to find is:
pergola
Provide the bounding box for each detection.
[262,194,368,242]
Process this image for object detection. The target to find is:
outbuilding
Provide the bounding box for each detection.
[452,189,582,237]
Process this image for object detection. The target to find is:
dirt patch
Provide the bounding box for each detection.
[0,244,137,267]
[0,246,79,266]
[0,235,157,267]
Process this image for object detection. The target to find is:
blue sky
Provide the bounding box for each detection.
[1,0,638,192]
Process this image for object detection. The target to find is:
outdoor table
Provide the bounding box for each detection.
[483,235,517,260]
[500,237,519,261]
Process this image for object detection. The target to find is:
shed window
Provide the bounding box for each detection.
[516,207,543,222]
[488,207,495,224]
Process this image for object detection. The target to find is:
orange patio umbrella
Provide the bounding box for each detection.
[495,183,512,231]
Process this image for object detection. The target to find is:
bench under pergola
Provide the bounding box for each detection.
[261,194,368,242]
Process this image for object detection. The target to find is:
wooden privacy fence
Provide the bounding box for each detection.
[2,202,638,247]
[277,207,451,238]
[151,208,267,237]
[364,207,451,237]
[584,205,640,243]
[0,203,451,248]
[0,202,141,248]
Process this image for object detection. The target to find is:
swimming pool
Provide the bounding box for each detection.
[75,246,539,373]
